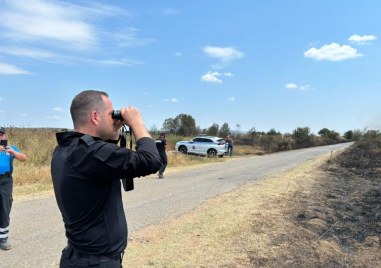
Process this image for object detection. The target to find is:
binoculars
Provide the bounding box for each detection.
[111,110,123,121]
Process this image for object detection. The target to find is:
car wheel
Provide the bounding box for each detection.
[178,146,188,154]
[207,149,217,157]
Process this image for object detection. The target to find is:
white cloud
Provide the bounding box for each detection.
[285,83,298,89]
[201,72,223,83]
[304,43,362,61]
[285,83,310,91]
[201,71,234,83]
[163,98,179,103]
[0,62,31,75]
[227,97,235,101]
[349,34,377,45]
[203,46,244,68]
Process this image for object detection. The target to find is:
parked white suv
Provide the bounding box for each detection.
[175,136,227,157]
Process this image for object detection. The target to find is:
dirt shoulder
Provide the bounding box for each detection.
[124,147,381,267]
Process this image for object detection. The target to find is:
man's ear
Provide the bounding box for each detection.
[90,111,100,126]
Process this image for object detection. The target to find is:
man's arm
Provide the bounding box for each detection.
[7,147,27,162]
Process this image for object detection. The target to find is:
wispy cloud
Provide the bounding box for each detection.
[92,58,143,66]
[203,46,244,68]
[348,34,377,45]
[45,115,62,120]
[0,46,141,66]
[285,83,310,91]
[0,46,62,61]
[201,71,234,84]
[0,62,31,75]
[0,0,141,70]
[53,107,65,112]
[163,98,179,102]
[162,8,180,15]
[227,97,235,101]
[0,0,99,50]
[114,27,156,48]
[304,43,362,61]
[299,85,310,90]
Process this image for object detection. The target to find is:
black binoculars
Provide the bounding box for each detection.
[111,110,134,191]
[111,110,123,121]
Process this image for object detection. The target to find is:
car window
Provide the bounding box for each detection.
[193,138,203,142]
[204,138,213,143]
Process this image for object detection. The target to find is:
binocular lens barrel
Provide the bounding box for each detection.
[112,110,123,121]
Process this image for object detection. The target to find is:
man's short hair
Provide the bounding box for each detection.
[70,90,109,128]
[0,127,5,134]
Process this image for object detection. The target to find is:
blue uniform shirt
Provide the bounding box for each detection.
[0,145,19,174]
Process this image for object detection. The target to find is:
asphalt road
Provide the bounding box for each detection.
[0,142,352,267]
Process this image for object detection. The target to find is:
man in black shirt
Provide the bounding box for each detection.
[51,90,162,267]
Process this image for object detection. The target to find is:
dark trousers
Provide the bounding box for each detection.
[0,175,13,242]
[60,246,123,268]
[158,151,167,175]
[227,145,233,157]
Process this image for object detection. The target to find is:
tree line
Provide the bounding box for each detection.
[151,113,360,152]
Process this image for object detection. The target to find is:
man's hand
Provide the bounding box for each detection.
[120,106,151,140]
[2,145,27,161]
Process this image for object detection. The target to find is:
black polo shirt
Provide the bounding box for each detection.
[155,138,166,152]
[51,131,161,256]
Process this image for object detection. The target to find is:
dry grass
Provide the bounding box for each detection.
[125,157,324,267]
[124,150,381,267]
[234,145,265,156]
[167,152,227,169]
[6,128,56,186]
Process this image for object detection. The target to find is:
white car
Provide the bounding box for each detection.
[175,136,227,157]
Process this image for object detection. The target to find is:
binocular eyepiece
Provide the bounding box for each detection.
[111,110,123,121]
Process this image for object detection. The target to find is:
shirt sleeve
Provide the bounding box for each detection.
[70,137,162,181]
[10,145,20,153]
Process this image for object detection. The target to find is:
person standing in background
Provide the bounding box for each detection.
[226,134,234,157]
[155,133,167,179]
[0,127,27,251]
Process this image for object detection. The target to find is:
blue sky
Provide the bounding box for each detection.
[0,0,380,134]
